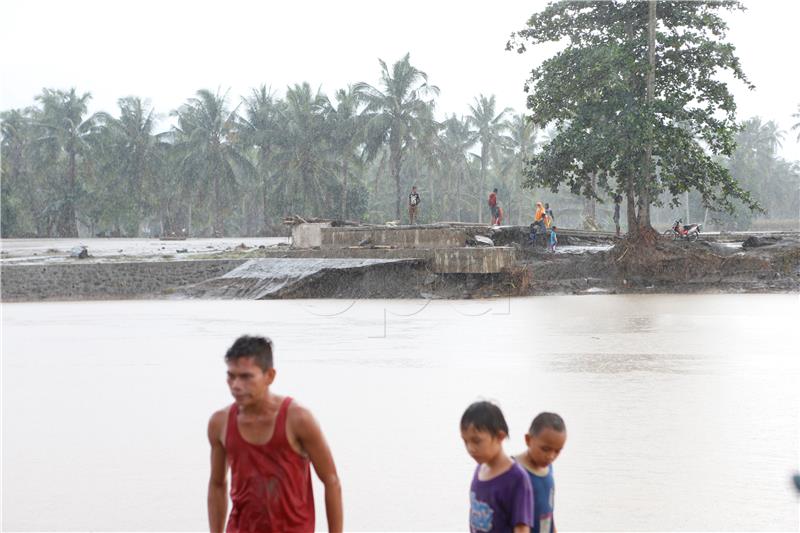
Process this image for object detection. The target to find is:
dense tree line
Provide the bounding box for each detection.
[1,51,797,238]
[1,55,548,238]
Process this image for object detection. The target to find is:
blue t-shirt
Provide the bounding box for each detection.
[469,462,534,533]
[524,465,556,533]
[549,230,557,245]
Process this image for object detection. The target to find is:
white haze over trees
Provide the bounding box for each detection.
[1,0,798,237]
[2,0,798,159]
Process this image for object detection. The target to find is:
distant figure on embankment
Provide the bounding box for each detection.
[408,185,421,225]
[207,335,343,533]
[613,195,622,237]
[489,188,503,226]
[530,201,547,246]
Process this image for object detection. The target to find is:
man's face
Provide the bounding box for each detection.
[226,357,275,406]
[525,427,566,469]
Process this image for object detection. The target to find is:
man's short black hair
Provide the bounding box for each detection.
[493,188,498,193]
[460,401,509,438]
[225,335,273,371]
[529,412,566,436]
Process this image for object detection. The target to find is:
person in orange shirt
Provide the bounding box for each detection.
[534,202,546,224]
[529,202,547,246]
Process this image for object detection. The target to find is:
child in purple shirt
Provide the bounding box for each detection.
[461,401,534,533]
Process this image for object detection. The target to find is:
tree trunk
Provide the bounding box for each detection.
[457,169,463,222]
[261,147,270,234]
[636,0,657,233]
[685,190,690,222]
[625,175,637,238]
[390,141,402,221]
[213,173,223,237]
[59,148,79,237]
[341,158,349,220]
[478,144,488,223]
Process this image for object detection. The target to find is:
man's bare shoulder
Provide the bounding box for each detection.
[208,405,232,444]
[287,399,322,439]
[287,399,314,423]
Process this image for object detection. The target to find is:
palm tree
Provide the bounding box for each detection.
[437,115,477,221]
[497,113,538,224]
[172,89,252,236]
[328,86,365,219]
[356,53,439,220]
[792,104,800,143]
[239,85,282,232]
[95,97,166,234]
[272,83,337,217]
[33,88,100,237]
[467,94,511,222]
[1,108,37,235]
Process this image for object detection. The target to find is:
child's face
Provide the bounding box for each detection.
[525,427,566,469]
[461,424,505,465]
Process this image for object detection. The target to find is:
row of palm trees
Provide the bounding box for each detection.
[2,55,797,238]
[1,54,543,238]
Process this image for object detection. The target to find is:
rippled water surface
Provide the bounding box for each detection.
[2,295,799,531]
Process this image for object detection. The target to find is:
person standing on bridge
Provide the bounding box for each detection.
[489,188,503,226]
[613,195,622,237]
[544,203,554,229]
[207,335,343,533]
[408,185,421,225]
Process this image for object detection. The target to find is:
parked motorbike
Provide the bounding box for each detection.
[664,218,702,241]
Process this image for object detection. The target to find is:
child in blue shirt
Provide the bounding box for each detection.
[515,412,567,533]
[461,401,534,533]
[548,226,558,253]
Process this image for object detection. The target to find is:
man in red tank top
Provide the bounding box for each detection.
[207,336,343,533]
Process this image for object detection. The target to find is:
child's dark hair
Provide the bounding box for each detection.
[529,412,566,436]
[225,335,273,371]
[460,401,509,438]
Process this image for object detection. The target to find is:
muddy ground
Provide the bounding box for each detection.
[514,234,800,296]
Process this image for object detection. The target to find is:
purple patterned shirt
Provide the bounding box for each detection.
[469,462,534,533]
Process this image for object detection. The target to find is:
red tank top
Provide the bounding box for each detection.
[226,397,315,533]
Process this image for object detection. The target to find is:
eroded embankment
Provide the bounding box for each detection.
[2,235,798,301]
[520,236,800,294]
[0,257,520,301]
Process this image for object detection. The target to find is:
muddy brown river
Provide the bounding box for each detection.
[2,294,799,530]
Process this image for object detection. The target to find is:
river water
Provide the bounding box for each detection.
[2,295,799,531]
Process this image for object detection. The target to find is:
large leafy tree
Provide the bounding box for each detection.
[172,89,252,236]
[467,94,512,222]
[509,0,759,240]
[356,53,439,220]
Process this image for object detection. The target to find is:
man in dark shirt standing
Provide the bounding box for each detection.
[408,185,421,225]
[613,195,622,237]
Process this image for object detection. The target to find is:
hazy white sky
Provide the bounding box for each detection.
[2,0,798,160]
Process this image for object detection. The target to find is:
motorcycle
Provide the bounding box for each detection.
[664,218,702,241]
